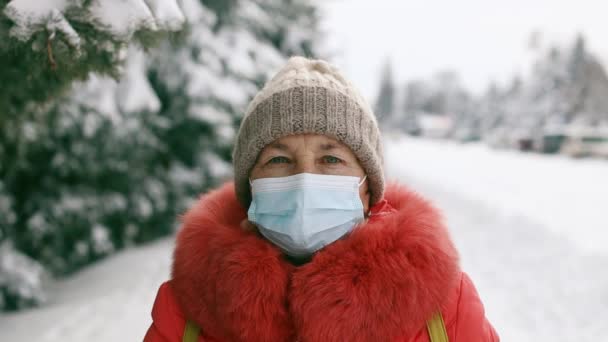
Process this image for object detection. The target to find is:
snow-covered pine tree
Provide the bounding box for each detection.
[0,0,186,311]
[0,0,323,311]
[475,82,507,142]
[374,60,396,127]
[563,35,608,126]
[400,81,423,136]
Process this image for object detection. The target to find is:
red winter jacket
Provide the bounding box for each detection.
[144,182,499,342]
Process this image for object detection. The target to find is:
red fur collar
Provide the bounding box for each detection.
[171,182,460,342]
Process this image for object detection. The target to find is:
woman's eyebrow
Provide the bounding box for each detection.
[268,142,289,150]
[319,143,344,152]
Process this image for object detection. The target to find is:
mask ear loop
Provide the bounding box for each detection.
[359,175,370,218]
[358,175,367,187]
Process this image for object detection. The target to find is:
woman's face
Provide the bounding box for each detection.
[250,134,371,213]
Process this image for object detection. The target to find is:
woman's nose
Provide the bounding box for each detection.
[293,158,317,175]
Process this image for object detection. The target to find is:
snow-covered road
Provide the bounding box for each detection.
[0,238,173,341]
[1,137,606,341]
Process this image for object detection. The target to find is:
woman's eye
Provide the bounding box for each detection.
[267,156,290,164]
[323,155,342,164]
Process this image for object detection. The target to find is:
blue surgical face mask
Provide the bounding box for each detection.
[248,173,366,257]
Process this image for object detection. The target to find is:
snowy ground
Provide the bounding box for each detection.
[0,238,172,341]
[1,137,607,341]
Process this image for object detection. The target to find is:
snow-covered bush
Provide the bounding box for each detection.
[0,0,322,311]
[0,241,48,311]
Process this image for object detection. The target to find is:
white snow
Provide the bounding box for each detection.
[0,182,16,226]
[144,0,185,32]
[168,162,204,188]
[116,47,161,114]
[188,103,232,125]
[185,63,255,108]
[201,151,233,180]
[4,0,68,15]
[0,238,172,341]
[209,77,256,109]
[46,8,81,50]
[2,137,606,341]
[4,0,70,41]
[71,75,121,124]
[91,224,114,255]
[218,29,261,79]
[68,47,161,122]
[0,242,48,308]
[180,0,215,24]
[87,0,158,40]
[385,136,608,255]
[3,0,185,43]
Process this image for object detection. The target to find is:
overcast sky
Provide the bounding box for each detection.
[318,0,608,101]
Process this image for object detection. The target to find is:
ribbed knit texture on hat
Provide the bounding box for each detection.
[233,56,384,207]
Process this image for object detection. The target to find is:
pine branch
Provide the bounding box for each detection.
[46,32,57,71]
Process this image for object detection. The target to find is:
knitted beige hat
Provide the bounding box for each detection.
[233,56,384,207]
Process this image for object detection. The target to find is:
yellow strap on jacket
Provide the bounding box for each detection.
[426,312,449,342]
[182,320,200,342]
[183,312,448,342]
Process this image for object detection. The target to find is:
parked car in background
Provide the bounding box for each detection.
[591,139,608,158]
[560,131,608,158]
[484,127,512,149]
[538,132,568,154]
[512,129,536,152]
[516,136,535,152]
[418,113,453,139]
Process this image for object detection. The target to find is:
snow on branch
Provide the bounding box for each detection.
[144,0,185,32]
[3,0,186,43]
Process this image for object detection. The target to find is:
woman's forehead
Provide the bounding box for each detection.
[266,134,350,152]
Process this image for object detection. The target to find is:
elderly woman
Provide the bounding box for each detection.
[144,57,498,342]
